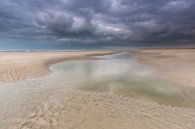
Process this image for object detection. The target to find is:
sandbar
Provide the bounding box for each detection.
[0,50,115,83]
[132,48,195,87]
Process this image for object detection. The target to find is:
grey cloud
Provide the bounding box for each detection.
[0,0,195,47]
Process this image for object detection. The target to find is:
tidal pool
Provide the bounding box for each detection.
[51,52,195,107]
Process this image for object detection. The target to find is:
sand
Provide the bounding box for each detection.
[132,49,195,87]
[0,50,195,129]
[0,50,115,83]
[15,90,195,129]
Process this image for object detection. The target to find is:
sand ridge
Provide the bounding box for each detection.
[0,50,115,84]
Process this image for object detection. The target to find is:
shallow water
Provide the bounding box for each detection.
[51,53,195,107]
[0,52,195,128]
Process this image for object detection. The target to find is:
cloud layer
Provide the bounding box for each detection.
[0,0,195,46]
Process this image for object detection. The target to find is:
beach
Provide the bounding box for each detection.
[15,90,195,129]
[132,49,195,87]
[0,50,195,129]
[0,50,115,83]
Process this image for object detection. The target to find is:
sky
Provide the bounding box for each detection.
[0,0,195,49]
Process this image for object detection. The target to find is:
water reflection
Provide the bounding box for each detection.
[52,53,195,107]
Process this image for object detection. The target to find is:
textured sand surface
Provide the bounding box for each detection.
[132,49,195,87]
[0,51,195,129]
[0,51,115,83]
[14,90,195,129]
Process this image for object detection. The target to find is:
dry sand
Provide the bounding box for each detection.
[132,49,195,87]
[0,50,115,83]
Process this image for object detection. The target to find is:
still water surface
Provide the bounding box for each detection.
[51,53,195,107]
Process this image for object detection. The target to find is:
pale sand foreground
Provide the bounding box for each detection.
[15,90,195,129]
[0,50,115,83]
[132,49,195,87]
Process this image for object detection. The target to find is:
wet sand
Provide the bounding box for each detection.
[0,50,115,83]
[132,49,195,87]
[0,51,195,129]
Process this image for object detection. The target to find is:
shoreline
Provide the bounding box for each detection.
[132,48,195,87]
[0,50,195,129]
[0,50,116,84]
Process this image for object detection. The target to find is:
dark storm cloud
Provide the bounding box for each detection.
[0,0,195,46]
